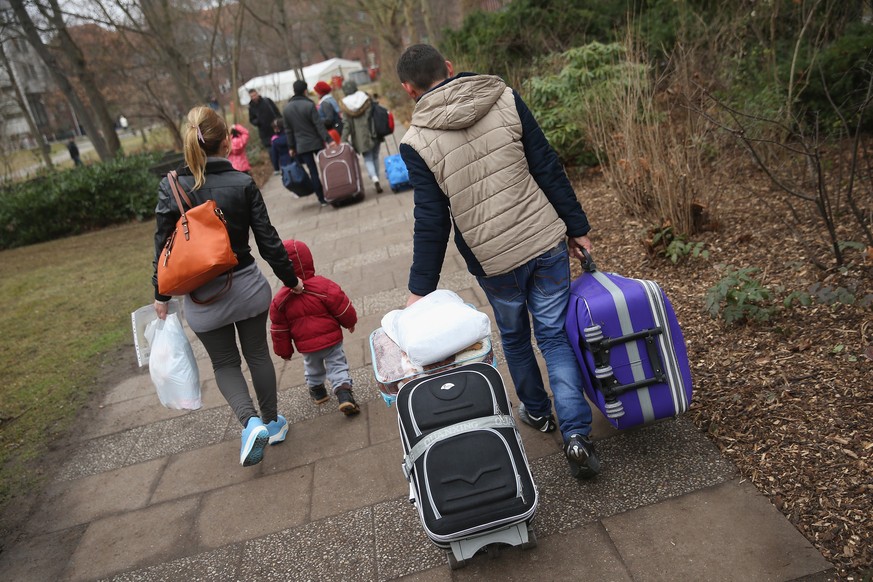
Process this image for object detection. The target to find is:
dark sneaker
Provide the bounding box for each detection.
[335,385,360,416]
[309,384,330,404]
[374,180,383,193]
[565,434,601,479]
[517,402,556,433]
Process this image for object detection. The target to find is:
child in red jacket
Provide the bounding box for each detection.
[228,124,252,173]
[269,239,360,415]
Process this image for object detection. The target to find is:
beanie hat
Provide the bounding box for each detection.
[342,80,358,95]
[314,81,332,96]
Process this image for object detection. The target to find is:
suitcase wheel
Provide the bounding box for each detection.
[521,526,538,550]
[447,551,466,570]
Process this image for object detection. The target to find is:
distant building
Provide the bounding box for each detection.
[0,3,54,149]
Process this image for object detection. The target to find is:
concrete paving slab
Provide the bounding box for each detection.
[369,394,400,445]
[151,441,262,503]
[529,418,736,538]
[372,497,446,579]
[64,497,200,581]
[126,406,231,465]
[239,504,375,581]
[0,525,86,582]
[602,480,833,582]
[311,440,409,521]
[100,374,155,406]
[56,426,146,482]
[195,465,313,549]
[453,522,633,581]
[27,457,165,534]
[82,393,189,440]
[97,545,243,582]
[394,567,453,581]
[259,406,370,474]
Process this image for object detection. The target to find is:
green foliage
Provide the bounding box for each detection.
[785,282,873,309]
[705,266,775,325]
[524,42,641,166]
[440,0,626,84]
[0,153,161,250]
[649,225,709,263]
[796,22,873,130]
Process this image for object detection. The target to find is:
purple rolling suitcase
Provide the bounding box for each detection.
[566,252,692,430]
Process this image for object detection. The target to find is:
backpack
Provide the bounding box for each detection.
[371,102,394,139]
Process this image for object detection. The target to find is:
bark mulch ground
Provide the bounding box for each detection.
[568,164,872,579]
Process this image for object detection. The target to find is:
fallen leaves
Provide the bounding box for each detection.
[580,168,873,576]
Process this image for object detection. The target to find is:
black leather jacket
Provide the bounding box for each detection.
[152,158,298,300]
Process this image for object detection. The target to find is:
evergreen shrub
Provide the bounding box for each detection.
[0,153,161,249]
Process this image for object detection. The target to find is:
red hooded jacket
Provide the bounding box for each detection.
[269,239,357,357]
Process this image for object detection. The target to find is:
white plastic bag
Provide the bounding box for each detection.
[145,313,202,410]
[381,289,491,367]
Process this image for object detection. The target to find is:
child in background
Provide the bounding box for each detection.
[269,239,361,415]
[228,123,251,173]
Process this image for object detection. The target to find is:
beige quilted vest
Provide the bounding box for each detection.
[402,75,567,277]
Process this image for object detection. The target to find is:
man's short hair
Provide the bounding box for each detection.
[293,80,307,96]
[248,88,258,95]
[397,44,449,91]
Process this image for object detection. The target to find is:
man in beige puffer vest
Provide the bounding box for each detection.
[397,44,600,479]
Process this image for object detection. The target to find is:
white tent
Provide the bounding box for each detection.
[238,58,363,105]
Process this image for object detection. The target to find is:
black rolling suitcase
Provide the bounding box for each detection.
[396,362,538,569]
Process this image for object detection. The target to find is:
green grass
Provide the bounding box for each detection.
[0,220,156,509]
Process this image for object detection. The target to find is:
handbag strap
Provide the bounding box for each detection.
[168,170,196,241]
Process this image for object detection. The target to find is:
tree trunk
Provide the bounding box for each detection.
[8,0,111,161]
[44,0,121,159]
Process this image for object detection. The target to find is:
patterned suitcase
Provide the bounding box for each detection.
[317,142,365,206]
[396,363,538,569]
[369,327,494,406]
[566,252,692,430]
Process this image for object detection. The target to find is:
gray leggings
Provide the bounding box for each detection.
[194,310,277,427]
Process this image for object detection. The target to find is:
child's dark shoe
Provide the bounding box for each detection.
[309,384,330,404]
[335,385,360,416]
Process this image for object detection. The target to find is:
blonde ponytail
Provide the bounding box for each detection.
[183,106,228,190]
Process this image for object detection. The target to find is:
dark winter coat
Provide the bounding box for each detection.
[152,158,299,301]
[282,95,331,154]
[248,96,280,145]
[269,239,357,357]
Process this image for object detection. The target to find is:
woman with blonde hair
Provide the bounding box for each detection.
[151,106,303,467]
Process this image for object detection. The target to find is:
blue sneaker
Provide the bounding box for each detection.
[264,415,288,445]
[240,417,269,466]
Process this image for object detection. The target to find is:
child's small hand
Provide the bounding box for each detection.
[348,325,355,333]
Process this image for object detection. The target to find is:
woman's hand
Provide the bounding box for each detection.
[154,300,169,320]
[290,281,304,294]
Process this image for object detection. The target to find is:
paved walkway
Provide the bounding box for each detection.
[0,152,835,581]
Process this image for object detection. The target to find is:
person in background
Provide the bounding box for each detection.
[227,123,251,174]
[270,239,360,415]
[270,117,293,171]
[396,43,601,480]
[67,138,82,166]
[339,79,383,193]
[282,80,331,206]
[248,88,281,149]
[152,105,303,467]
[313,81,343,144]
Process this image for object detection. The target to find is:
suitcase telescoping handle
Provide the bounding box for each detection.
[580,248,597,273]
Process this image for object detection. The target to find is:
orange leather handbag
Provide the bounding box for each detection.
[157,171,238,302]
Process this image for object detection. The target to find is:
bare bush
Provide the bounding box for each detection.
[583,37,718,235]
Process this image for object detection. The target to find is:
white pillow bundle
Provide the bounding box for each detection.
[381,289,491,367]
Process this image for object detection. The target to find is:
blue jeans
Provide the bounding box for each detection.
[297,151,325,203]
[476,242,592,440]
[362,144,380,181]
